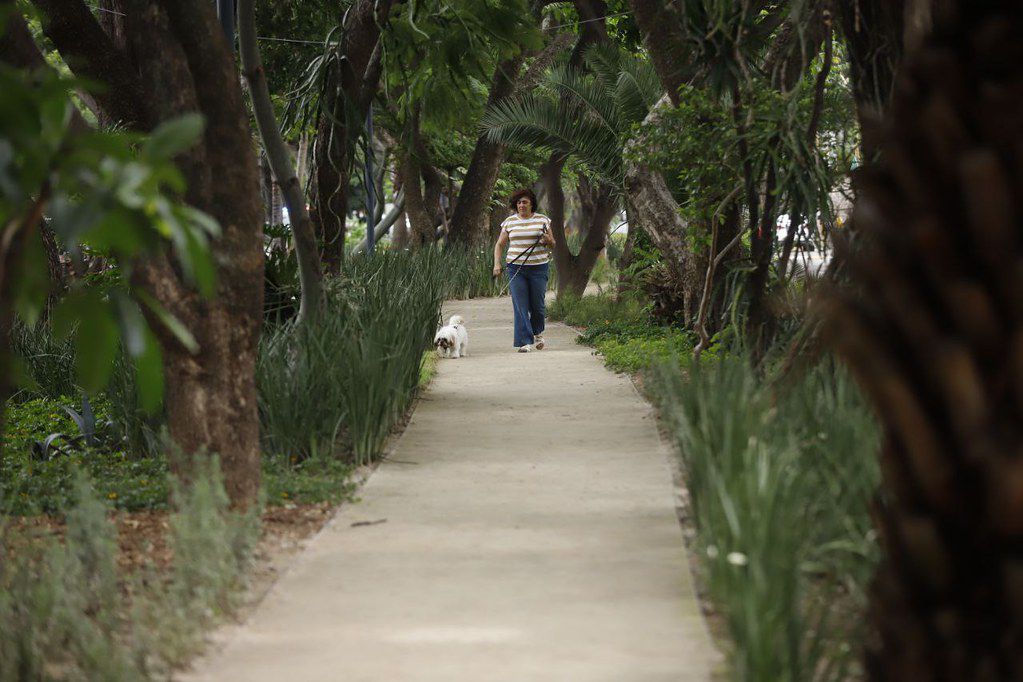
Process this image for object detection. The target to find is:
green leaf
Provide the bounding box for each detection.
[134,325,164,412]
[112,291,146,357]
[72,296,119,391]
[144,113,206,160]
[8,353,41,394]
[136,290,199,354]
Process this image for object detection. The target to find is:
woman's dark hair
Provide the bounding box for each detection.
[508,188,539,212]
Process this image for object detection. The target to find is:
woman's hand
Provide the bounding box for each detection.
[542,223,556,248]
[493,263,502,278]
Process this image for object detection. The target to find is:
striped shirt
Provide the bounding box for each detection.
[500,213,551,265]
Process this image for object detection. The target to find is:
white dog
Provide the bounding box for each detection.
[434,315,469,359]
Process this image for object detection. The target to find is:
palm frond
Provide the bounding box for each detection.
[614,60,663,125]
[546,66,621,135]
[583,42,626,88]
[481,94,622,185]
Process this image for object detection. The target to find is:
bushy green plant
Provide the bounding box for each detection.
[263,456,356,506]
[547,291,648,329]
[434,244,504,300]
[1,397,169,514]
[106,352,164,459]
[0,458,262,677]
[592,333,695,374]
[649,354,879,681]
[0,472,141,680]
[258,249,446,467]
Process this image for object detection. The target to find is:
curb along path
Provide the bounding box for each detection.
[185,295,719,681]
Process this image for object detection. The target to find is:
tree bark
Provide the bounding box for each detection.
[31,0,149,127]
[623,96,703,324]
[400,151,435,249]
[902,0,935,53]
[825,2,1023,677]
[626,0,691,105]
[238,0,323,326]
[539,158,614,298]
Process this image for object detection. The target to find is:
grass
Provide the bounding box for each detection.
[258,249,446,468]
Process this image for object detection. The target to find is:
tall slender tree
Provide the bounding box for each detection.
[238,0,323,326]
[311,0,400,273]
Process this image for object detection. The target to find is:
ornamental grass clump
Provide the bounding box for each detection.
[649,354,879,681]
[258,249,446,467]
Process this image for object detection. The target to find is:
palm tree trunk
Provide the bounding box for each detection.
[827,2,1023,677]
[836,0,905,160]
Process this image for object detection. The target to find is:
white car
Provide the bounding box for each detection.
[775,215,831,278]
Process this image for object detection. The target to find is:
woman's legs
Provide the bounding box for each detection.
[507,264,534,347]
[526,263,549,338]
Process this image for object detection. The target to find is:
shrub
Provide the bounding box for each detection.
[0,459,260,679]
[548,291,648,329]
[591,333,695,374]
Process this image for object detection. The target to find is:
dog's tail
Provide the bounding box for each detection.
[448,315,465,327]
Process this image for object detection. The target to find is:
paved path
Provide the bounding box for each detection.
[185,295,719,681]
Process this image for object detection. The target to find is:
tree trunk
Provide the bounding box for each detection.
[836,0,905,160]
[312,89,350,274]
[238,0,323,325]
[32,0,265,508]
[623,96,703,323]
[903,0,935,53]
[448,53,525,246]
[626,0,691,105]
[311,0,399,271]
[826,2,1023,678]
[552,175,615,298]
[400,150,435,249]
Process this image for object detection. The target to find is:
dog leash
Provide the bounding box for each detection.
[496,227,547,295]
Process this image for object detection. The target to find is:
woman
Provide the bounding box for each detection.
[493,188,557,352]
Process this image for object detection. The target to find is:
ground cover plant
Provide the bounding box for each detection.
[549,292,702,373]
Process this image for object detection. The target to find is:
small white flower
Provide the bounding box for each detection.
[705,545,719,559]
[817,431,828,440]
[747,436,759,448]
[727,552,749,567]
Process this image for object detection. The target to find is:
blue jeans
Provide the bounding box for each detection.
[507,262,548,347]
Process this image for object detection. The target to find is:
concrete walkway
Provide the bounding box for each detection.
[185,295,719,681]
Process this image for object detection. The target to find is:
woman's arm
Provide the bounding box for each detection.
[493,229,509,276]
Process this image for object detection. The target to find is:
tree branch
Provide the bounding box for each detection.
[238,0,323,325]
